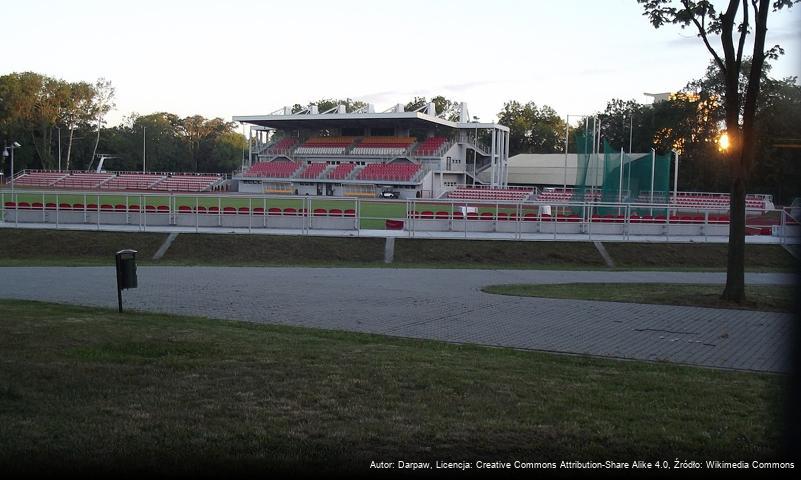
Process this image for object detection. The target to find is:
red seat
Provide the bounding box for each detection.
[452,212,464,220]
[46,202,57,209]
[435,211,449,219]
[31,202,44,210]
[480,212,494,220]
[344,209,356,217]
[283,207,297,216]
[223,207,236,214]
[129,204,140,212]
[421,211,434,220]
[329,208,343,217]
[59,203,71,210]
[115,204,127,212]
[385,219,404,230]
[100,204,114,212]
[208,206,220,213]
[466,212,479,220]
[178,205,192,213]
[145,205,157,212]
[195,206,207,213]
[267,207,282,215]
[313,208,327,216]
[252,207,264,215]
[3,201,16,208]
[238,207,250,214]
[157,205,169,213]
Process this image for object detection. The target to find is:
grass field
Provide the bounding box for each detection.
[1,189,536,230]
[0,299,790,475]
[0,228,798,270]
[482,283,799,313]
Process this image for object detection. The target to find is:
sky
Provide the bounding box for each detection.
[2,0,799,127]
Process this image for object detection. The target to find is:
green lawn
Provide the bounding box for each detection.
[0,228,798,271]
[1,189,534,230]
[482,283,798,313]
[0,299,788,475]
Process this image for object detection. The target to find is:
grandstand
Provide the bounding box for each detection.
[448,186,534,201]
[10,170,226,193]
[233,101,510,199]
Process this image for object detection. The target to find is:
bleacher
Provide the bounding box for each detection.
[52,172,115,189]
[264,137,297,155]
[356,163,420,182]
[535,188,600,202]
[448,187,533,201]
[11,171,67,187]
[101,173,165,190]
[667,192,769,210]
[7,169,224,193]
[149,174,223,192]
[415,136,448,156]
[298,162,328,179]
[326,163,356,180]
[244,161,302,178]
[294,137,356,155]
[351,136,415,156]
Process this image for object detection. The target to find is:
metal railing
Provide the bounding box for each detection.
[1,189,798,243]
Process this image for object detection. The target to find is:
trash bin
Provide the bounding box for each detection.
[115,249,138,289]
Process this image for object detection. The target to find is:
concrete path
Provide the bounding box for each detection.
[0,267,796,373]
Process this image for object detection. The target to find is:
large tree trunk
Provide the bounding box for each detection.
[721,0,770,303]
[722,172,746,301]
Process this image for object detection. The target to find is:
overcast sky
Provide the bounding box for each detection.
[3,0,799,126]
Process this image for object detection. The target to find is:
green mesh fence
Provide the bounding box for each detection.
[570,126,672,216]
[571,129,594,207]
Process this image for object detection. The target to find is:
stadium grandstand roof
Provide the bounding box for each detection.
[233,110,507,132]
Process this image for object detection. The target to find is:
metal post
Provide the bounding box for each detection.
[672,149,679,205]
[563,116,569,190]
[10,146,14,197]
[628,114,633,154]
[57,127,62,171]
[618,148,624,204]
[504,130,510,187]
[142,126,146,172]
[248,126,253,168]
[490,128,496,187]
[650,148,656,205]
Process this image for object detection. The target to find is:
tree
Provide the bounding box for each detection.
[496,101,566,155]
[404,96,461,121]
[89,78,116,166]
[639,0,798,302]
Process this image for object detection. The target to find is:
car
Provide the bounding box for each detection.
[379,191,399,199]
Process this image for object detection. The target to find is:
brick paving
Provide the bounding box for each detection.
[0,267,796,372]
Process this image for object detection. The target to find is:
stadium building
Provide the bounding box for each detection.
[232,102,510,199]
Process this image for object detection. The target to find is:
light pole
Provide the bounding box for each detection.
[56,126,62,171]
[3,141,22,197]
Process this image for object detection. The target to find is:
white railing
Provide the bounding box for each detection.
[1,189,797,244]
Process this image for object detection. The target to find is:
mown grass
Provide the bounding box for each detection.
[0,299,789,476]
[1,190,535,230]
[0,228,798,271]
[482,283,799,313]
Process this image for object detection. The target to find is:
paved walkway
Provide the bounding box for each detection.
[0,267,796,373]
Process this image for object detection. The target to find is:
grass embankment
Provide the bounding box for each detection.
[0,299,787,475]
[482,283,798,313]
[0,228,798,270]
